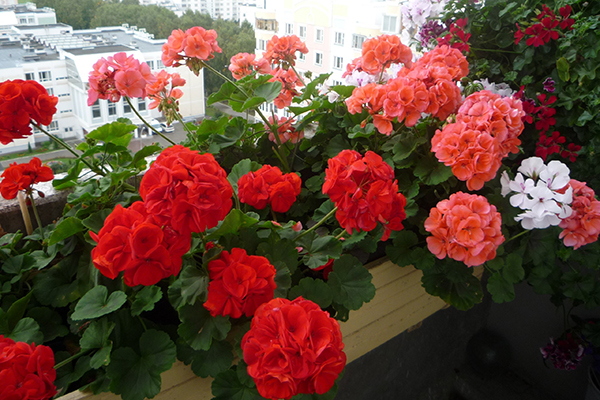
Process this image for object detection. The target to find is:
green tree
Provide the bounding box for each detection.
[90,4,179,39]
[33,0,102,30]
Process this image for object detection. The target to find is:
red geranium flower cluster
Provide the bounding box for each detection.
[514,5,574,47]
[559,179,600,250]
[322,150,406,241]
[228,52,272,80]
[90,201,191,286]
[204,248,276,318]
[431,90,525,190]
[424,192,504,267]
[346,45,466,134]
[140,145,233,234]
[161,27,222,75]
[437,18,471,53]
[269,67,304,109]
[241,297,347,400]
[0,336,57,400]
[262,35,308,69]
[0,158,53,200]
[266,115,303,144]
[0,79,58,145]
[87,52,155,106]
[238,165,301,213]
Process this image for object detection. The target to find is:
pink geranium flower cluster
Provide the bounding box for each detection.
[87,52,155,106]
[425,192,504,267]
[559,179,600,249]
[346,45,467,135]
[161,27,222,75]
[266,116,303,144]
[262,35,308,69]
[431,90,525,190]
[269,68,304,109]
[228,52,272,80]
[146,70,186,123]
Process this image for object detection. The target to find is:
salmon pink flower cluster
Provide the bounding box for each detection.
[161,27,222,75]
[203,248,277,318]
[346,45,467,134]
[140,145,233,234]
[266,116,303,144]
[501,157,573,230]
[323,150,407,241]
[0,336,57,400]
[359,34,413,75]
[269,68,304,109]
[262,35,308,69]
[558,180,600,249]
[146,70,186,122]
[241,297,346,400]
[90,201,191,286]
[425,192,504,267]
[0,79,58,145]
[431,90,525,190]
[0,157,53,200]
[228,52,271,80]
[87,52,155,106]
[238,165,301,213]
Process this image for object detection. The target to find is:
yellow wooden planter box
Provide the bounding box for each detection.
[60,259,481,400]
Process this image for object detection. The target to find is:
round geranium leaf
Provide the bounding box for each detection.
[289,277,333,309]
[327,254,375,310]
[131,286,163,317]
[71,286,127,321]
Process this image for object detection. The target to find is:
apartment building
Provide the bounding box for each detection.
[0,2,56,34]
[171,0,244,20]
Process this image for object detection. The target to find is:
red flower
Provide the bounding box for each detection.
[238,165,301,213]
[0,80,58,145]
[140,145,233,234]
[323,150,406,241]
[90,201,190,286]
[263,35,308,69]
[204,248,277,318]
[0,335,57,400]
[0,158,53,200]
[241,297,346,400]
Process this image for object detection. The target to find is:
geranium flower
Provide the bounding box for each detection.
[146,70,186,123]
[0,157,53,200]
[238,165,301,213]
[228,52,272,80]
[559,180,600,249]
[161,27,222,75]
[262,35,308,69]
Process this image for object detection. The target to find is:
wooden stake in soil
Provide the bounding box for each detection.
[17,191,33,235]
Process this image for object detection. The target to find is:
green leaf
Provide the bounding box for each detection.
[6,291,32,331]
[6,318,43,344]
[33,259,80,307]
[414,156,453,186]
[131,286,163,317]
[557,57,570,82]
[82,209,112,234]
[289,277,333,309]
[386,230,419,267]
[87,120,136,147]
[107,329,177,400]
[2,254,36,278]
[178,340,234,378]
[168,264,209,310]
[27,307,68,342]
[206,209,259,241]
[327,255,375,310]
[298,232,343,269]
[48,217,86,246]
[502,253,524,284]
[228,159,262,194]
[325,135,350,158]
[71,286,127,321]
[257,236,300,275]
[178,302,231,351]
[393,136,427,162]
[207,81,238,105]
[130,144,162,169]
[254,81,282,103]
[80,318,115,369]
[420,260,483,310]
[212,367,261,400]
[487,272,516,303]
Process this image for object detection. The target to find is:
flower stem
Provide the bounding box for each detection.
[470,47,520,54]
[505,229,529,244]
[295,206,338,242]
[172,111,195,138]
[335,230,346,240]
[54,349,91,370]
[291,65,306,87]
[28,192,45,243]
[125,97,176,146]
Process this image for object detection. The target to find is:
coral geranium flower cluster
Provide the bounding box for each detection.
[262,35,308,69]
[0,157,53,200]
[266,115,303,144]
[0,79,58,145]
[238,165,301,213]
[346,45,467,134]
[203,248,276,318]
[241,297,347,400]
[425,192,504,267]
[140,145,233,234]
[145,70,186,123]
[359,34,413,74]
[0,335,57,400]
[228,52,271,80]
[161,27,222,75]
[559,179,600,250]
[431,90,525,190]
[322,150,407,241]
[90,201,191,286]
[87,52,156,106]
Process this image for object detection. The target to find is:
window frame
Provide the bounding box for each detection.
[333,56,343,70]
[352,34,367,49]
[38,71,52,82]
[316,28,324,43]
[334,32,344,46]
[382,15,397,33]
[299,25,306,38]
[315,52,323,66]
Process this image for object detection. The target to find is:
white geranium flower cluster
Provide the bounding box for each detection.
[473,79,515,98]
[501,157,573,229]
[400,0,449,34]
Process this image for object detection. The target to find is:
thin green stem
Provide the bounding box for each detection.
[505,229,529,244]
[173,111,195,137]
[295,206,338,242]
[54,349,91,370]
[125,97,176,146]
[138,316,148,331]
[233,190,241,210]
[470,47,520,54]
[335,230,346,240]
[291,65,306,87]
[28,192,45,243]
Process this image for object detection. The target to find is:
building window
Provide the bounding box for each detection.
[19,18,26,24]
[256,18,278,31]
[382,15,397,33]
[258,39,266,50]
[299,26,306,38]
[316,28,323,42]
[46,87,54,96]
[91,100,101,119]
[297,51,305,61]
[315,52,323,66]
[25,72,35,80]
[108,101,117,116]
[333,56,343,70]
[138,98,146,112]
[334,32,344,46]
[332,80,343,86]
[124,101,132,114]
[48,121,59,132]
[285,23,293,35]
[39,71,51,82]
[352,34,367,49]
[147,60,155,70]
